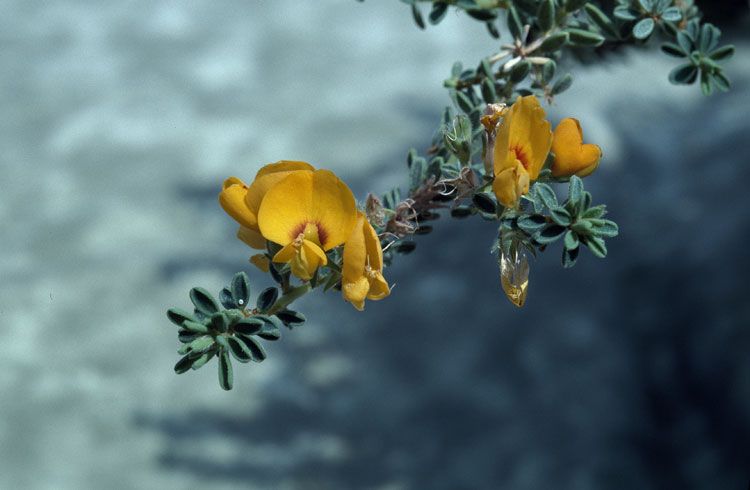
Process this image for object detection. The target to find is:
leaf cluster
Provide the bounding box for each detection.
[500,175,618,267]
[167,272,306,390]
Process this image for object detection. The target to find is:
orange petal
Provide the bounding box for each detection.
[219,177,256,229]
[551,118,601,178]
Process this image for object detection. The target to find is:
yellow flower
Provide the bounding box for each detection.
[492,95,552,208]
[258,169,357,280]
[551,118,601,178]
[342,212,390,311]
[219,161,315,249]
[249,254,270,273]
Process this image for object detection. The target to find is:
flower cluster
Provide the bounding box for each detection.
[219,161,390,311]
[485,95,601,209]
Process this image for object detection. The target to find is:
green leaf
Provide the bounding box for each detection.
[190,287,221,316]
[661,42,686,57]
[583,236,607,258]
[411,4,425,29]
[187,335,214,354]
[581,191,592,211]
[507,6,523,40]
[409,156,426,191]
[541,60,556,83]
[517,214,547,234]
[676,31,693,53]
[182,319,209,336]
[582,204,607,219]
[167,308,196,327]
[478,58,494,80]
[661,6,682,22]
[219,288,236,309]
[481,78,497,103]
[456,90,475,114]
[218,349,233,390]
[584,3,618,38]
[178,330,199,344]
[486,21,501,39]
[567,28,605,47]
[713,72,731,92]
[637,0,653,13]
[540,32,569,52]
[466,8,498,21]
[534,183,558,209]
[613,6,638,21]
[536,224,567,244]
[564,230,579,250]
[472,192,497,214]
[550,207,572,226]
[451,205,474,218]
[669,64,698,85]
[256,287,279,312]
[510,60,531,83]
[632,18,655,40]
[571,219,593,235]
[429,2,449,24]
[254,315,282,341]
[451,61,463,78]
[231,272,250,308]
[568,175,583,207]
[174,354,195,374]
[190,351,214,370]
[699,23,720,53]
[236,335,267,362]
[551,73,573,95]
[233,317,264,335]
[276,309,306,328]
[210,313,228,333]
[709,45,734,61]
[700,70,712,96]
[227,336,253,363]
[562,246,579,268]
[537,0,555,31]
[589,218,619,237]
[395,240,417,254]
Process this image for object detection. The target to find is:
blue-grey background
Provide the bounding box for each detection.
[2,1,749,489]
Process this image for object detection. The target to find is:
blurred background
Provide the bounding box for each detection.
[2,1,749,489]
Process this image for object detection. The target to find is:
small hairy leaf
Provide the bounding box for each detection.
[190,287,221,316]
[231,272,250,308]
[256,287,279,312]
[632,18,655,40]
[218,350,233,390]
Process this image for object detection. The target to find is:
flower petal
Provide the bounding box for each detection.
[551,118,601,177]
[342,213,367,285]
[250,254,270,273]
[301,239,328,268]
[258,169,356,249]
[244,161,315,228]
[367,273,390,300]
[492,162,528,208]
[237,226,266,249]
[273,243,297,263]
[506,95,552,180]
[219,177,256,229]
[343,276,369,311]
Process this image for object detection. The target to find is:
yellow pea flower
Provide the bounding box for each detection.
[258,169,357,280]
[219,161,315,249]
[342,212,390,311]
[492,95,552,208]
[551,118,601,178]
